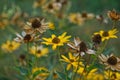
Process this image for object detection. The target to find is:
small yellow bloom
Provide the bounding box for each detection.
[104,70,120,80]
[85,68,104,80]
[1,40,20,53]
[68,13,84,25]
[48,22,55,30]
[32,67,49,80]
[94,29,118,41]
[60,52,79,70]
[42,32,71,50]
[30,46,49,57]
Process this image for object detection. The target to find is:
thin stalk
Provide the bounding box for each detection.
[91,41,108,67]
[80,54,91,79]
[57,48,68,80]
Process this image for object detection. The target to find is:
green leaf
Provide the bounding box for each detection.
[32,69,49,79]
[56,71,71,80]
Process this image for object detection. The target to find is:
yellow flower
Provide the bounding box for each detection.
[68,13,84,25]
[48,22,55,30]
[94,29,118,41]
[33,0,46,8]
[104,70,120,80]
[86,69,104,80]
[32,67,49,80]
[42,32,71,50]
[60,52,79,70]
[1,40,20,53]
[30,45,49,57]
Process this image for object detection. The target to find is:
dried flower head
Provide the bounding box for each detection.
[107,9,120,21]
[99,54,120,71]
[14,31,35,43]
[24,17,49,34]
[92,34,101,44]
[67,37,95,56]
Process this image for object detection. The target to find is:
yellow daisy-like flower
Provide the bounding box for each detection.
[60,52,79,70]
[1,40,20,53]
[42,32,71,50]
[94,29,118,41]
[86,69,104,80]
[104,70,120,80]
[30,45,49,57]
[32,67,49,80]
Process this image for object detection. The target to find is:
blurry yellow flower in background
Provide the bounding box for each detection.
[104,70,120,80]
[48,22,55,30]
[86,69,104,80]
[0,19,9,29]
[1,40,20,53]
[94,29,118,41]
[60,52,79,70]
[33,0,46,8]
[42,32,71,50]
[32,67,49,80]
[30,45,49,57]
[68,13,84,25]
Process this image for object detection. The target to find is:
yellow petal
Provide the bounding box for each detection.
[67,64,71,70]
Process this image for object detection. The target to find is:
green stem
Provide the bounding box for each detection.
[81,55,91,80]
[57,48,68,80]
[108,69,111,80]
[112,21,117,29]
[91,41,108,67]
[26,43,32,80]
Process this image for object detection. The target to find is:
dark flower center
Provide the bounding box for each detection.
[24,34,32,42]
[52,37,60,44]
[70,59,74,62]
[19,54,26,60]
[48,3,53,9]
[102,31,109,37]
[37,50,41,54]
[92,34,101,44]
[79,41,87,52]
[62,0,68,5]
[32,19,41,28]
[55,0,60,2]
[81,12,87,18]
[9,44,13,48]
[107,56,117,65]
